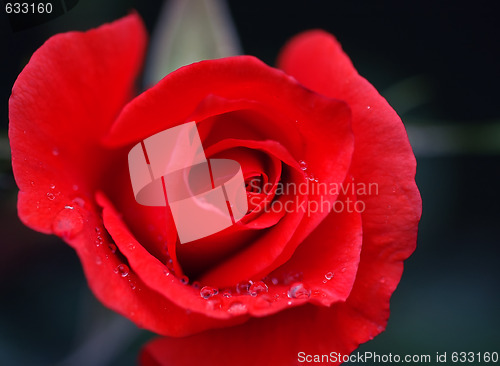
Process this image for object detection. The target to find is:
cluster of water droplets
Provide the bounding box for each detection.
[298,160,318,183]
[175,269,336,314]
[113,263,137,290]
[52,204,84,239]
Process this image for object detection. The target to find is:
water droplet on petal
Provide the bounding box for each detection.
[114,264,129,277]
[52,206,84,239]
[341,267,346,273]
[200,286,219,299]
[288,282,311,299]
[249,281,268,296]
[236,280,252,294]
[163,269,170,277]
[325,272,334,280]
[30,181,35,186]
[270,277,279,285]
[108,243,117,253]
[46,192,56,200]
[299,160,308,171]
[50,184,56,189]
[222,289,232,298]
[228,302,247,315]
[367,105,371,110]
[191,281,201,290]
[129,279,137,290]
[128,243,136,250]
[179,275,189,285]
[166,258,174,271]
[95,236,103,247]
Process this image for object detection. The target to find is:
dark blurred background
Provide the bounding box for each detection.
[1,0,499,365]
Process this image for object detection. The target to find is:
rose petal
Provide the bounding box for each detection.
[278,30,422,344]
[9,13,146,233]
[139,303,370,366]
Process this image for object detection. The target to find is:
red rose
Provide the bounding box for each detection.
[9,14,421,366]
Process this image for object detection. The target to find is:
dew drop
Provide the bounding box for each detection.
[191,281,201,290]
[52,206,84,239]
[288,282,311,299]
[367,105,371,110]
[50,184,56,189]
[114,264,129,277]
[287,301,292,305]
[95,235,103,247]
[30,181,35,186]
[128,243,136,250]
[299,160,308,171]
[249,281,268,296]
[236,280,252,294]
[179,275,189,285]
[166,258,174,271]
[200,286,219,299]
[222,289,232,298]
[129,280,137,290]
[228,302,247,315]
[46,192,56,200]
[163,269,171,277]
[325,272,334,280]
[341,267,346,273]
[270,277,279,285]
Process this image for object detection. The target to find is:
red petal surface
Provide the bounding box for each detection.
[9,13,146,233]
[140,303,369,366]
[278,30,422,350]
